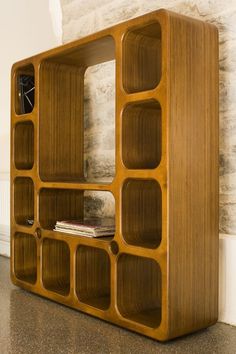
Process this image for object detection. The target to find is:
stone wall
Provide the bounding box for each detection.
[60,0,236,234]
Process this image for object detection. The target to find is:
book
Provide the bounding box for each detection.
[54,218,115,237]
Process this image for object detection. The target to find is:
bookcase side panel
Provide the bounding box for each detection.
[167,13,219,338]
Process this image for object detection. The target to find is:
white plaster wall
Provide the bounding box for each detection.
[219,235,236,326]
[0,0,62,256]
[60,0,236,326]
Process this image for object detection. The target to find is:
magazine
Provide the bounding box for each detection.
[54,218,115,237]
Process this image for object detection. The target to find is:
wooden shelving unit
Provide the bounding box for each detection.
[11,9,219,341]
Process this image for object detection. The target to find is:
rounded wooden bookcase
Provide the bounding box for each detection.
[11,9,219,341]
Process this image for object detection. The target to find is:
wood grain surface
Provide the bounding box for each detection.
[10,9,218,341]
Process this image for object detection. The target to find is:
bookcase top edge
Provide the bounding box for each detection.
[11,9,170,70]
[11,8,218,73]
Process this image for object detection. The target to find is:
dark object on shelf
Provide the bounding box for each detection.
[18,75,35,114]
[26,219,34,226]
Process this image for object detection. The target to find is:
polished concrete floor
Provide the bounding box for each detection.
[0,256,236,354]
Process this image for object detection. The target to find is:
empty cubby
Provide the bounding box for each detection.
[14,177,34,226]
[76,245,111,310]
[14,232,37,284]
[39,188,115,232]
[122,179,162,248]
[122,100,161,169]
[122,22,161,93]
[14,121,34,170]
[39,36,115,183]
[117,254,162,328]
[42,238,70,296]
[39,188,84,230]
[15,64,35,115]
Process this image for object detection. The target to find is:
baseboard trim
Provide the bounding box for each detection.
[0,224,10,257]
[0,239,10,257]
[219,234,236,326]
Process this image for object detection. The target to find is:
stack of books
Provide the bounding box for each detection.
[54,218,115,238]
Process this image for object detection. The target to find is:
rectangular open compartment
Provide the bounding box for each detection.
[14,232,37,284]
[14,177,34,226]
[122,100,161,169]
[122,22,161,93]
[122,179,162,249]
[39,188,115,234]
[42,238,70,296]
[15,64,35,115]
[39,36,115,183]
[14,121,34,170]
[76,245,111,310]
[117,254,162,328]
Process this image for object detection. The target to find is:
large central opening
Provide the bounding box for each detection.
[39,36,115,184]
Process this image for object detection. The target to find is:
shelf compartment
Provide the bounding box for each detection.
[122,179,162,249]
[122,22,161,93]
[14,232,37,284]
[76,245,111,310]
[42,238,70,296]
[117,254,162,328]
[14,121,34,170]
[15,64,35,115]
[122,100,161,169]
[39,188,115,232]
[14,177,34,226]
[39,188,84,230]
[39,36,115,183]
